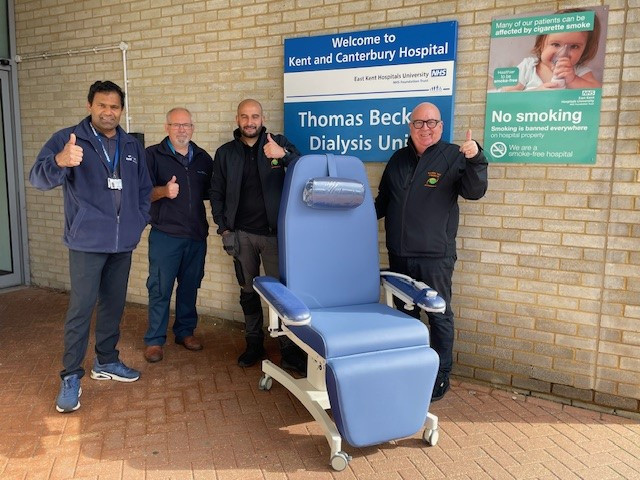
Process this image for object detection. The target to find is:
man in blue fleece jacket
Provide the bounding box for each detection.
[30,80,152,413]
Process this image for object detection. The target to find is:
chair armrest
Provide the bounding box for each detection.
[380,271,446,313]
[253,276,311,326]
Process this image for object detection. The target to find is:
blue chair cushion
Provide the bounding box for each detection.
[326,346,439,447]
[288,302,430,359]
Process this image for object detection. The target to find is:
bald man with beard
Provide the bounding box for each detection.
[210,99,307,376]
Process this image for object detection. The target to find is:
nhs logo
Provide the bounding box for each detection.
[431,68,447,77]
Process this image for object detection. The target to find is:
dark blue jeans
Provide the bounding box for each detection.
[145,228,206,346]
[388,254,456,376]
[61,250,132,379]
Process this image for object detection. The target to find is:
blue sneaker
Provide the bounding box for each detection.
[56,374,82,413]
[90,359,140,382]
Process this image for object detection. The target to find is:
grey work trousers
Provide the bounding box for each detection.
[230,230,293,349]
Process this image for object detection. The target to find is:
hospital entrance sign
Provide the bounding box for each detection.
[284,22,458,162]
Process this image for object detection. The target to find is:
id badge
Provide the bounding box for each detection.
[107,177,123,190]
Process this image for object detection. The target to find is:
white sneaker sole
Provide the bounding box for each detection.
[90,370,139,382]
[55,387,82,413]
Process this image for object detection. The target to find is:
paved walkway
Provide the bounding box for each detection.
[1,286,639,479]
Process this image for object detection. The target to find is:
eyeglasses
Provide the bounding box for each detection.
[411,119,442,129]
[167,123,194,129]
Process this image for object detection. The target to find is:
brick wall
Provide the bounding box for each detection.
[15,0,640,413]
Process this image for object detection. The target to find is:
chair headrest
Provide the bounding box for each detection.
[302,177,365,209]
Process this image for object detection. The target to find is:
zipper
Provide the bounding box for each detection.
[114,140,124,252]
[400,157,419,254]
[90,138,120,252]
[115,214,120,252]
[186,165,192,221]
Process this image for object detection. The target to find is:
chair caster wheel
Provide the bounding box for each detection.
[258,375,273,391]
[330,451,350,471]
[423,428,439,446]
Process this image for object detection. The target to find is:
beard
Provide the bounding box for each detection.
[240,125,260,138]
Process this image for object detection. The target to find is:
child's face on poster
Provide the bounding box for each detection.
[540,31,589,69]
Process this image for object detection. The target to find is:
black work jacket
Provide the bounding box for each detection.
[209,127,300,235]
[375,138,488,258]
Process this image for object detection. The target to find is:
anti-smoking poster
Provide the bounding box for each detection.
[283,22,458,162]
[484,6,608,164]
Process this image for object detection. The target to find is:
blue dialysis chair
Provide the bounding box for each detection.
[253,154,445,471]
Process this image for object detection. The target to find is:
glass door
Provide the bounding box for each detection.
[0,68,23,288]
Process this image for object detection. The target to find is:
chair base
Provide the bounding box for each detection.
[259,359,350,470]
[261,303,439,471]
[259,355,440,471]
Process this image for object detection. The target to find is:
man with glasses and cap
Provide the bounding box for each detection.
[375,102,488,402]
[143,107,213,363]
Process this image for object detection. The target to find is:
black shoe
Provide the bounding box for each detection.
[237,341,265,367]
[281,346,307,377]
[431,373,450,402]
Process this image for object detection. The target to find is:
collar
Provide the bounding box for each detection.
[79,116,125,143]
[409,137,440,160]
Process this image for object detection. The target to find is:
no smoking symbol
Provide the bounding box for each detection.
[490,142,507,158]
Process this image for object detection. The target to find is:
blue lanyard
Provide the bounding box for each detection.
[90,123,120,177]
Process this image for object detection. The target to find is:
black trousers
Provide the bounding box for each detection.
[232,230,294,350]
[388,254,456,376]
[61,250,132,379]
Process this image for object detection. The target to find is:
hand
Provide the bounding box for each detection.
[263,133,286,159]
[552,57,576,84]
[459,129,478,159]
[165,175,179,199]
[221,230,237,256]
[55,133,83,168]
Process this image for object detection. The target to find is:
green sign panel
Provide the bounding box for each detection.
[485,89,600,163]
[485,7,607,164]
[491,11,595,38]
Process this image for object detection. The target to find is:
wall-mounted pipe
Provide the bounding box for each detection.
[16,42,131,131]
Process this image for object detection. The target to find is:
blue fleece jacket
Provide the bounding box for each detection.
[30,116,152,253]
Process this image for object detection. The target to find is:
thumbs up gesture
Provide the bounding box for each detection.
[459,129,478,159]
[165,175,179,199]
[55,133,84,168]
[263,133,286,160]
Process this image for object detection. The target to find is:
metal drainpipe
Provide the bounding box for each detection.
[119,42,130,132]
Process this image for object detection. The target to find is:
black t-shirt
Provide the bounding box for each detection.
[235,142,269,235]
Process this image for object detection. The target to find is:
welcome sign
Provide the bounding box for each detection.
[283,22,458,162]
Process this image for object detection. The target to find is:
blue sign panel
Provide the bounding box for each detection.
[284,22,458,162]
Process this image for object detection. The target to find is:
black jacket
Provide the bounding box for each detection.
[375,138,488,258]
[146,137,213,241]
[209,127,300,235]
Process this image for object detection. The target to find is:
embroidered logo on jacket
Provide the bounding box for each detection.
[125,155,138,164]
[425,171,440,187]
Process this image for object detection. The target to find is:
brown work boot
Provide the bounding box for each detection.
[176,335,203,351]
[144,345,163,363]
